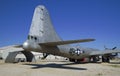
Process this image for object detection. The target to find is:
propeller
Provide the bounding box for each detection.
[112,46,118,56]
[104,45,108,50]
[112,47,117,50]
[104,45,117,50]
[104,46,118,59]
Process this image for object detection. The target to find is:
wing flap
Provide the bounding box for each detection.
[39,38,95,46]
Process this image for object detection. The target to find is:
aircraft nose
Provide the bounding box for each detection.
[23,42,29,50]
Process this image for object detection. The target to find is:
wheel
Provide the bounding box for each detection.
[102,56,110,63]
[92,57,97,63]
[69,58,75,62]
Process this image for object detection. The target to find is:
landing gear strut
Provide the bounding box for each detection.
[69,58,76,62]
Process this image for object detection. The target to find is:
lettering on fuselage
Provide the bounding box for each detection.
[69,48,84,56]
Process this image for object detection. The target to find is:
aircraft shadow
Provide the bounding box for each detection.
[23,62,87,70]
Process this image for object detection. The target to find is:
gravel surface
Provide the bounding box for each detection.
[0,60,120,76]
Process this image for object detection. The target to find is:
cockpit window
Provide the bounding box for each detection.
[34,37,37,41]
[41,8,44,11]
[28,35,38,41]
[31,36,33,39]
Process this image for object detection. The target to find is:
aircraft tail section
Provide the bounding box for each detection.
[29,5,61,43]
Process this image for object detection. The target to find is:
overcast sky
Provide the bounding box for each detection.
[0,0,120,50]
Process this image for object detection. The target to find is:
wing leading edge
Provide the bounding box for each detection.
[39,38,95,46]
[90,50,120,56]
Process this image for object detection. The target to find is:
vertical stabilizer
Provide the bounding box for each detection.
[29,5,61,43]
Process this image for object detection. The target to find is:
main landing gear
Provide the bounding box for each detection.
[102,56,110,63]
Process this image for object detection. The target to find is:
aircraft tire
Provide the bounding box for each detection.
[69,58,75,62]
[102,56,110,63]
[92,57,97,63]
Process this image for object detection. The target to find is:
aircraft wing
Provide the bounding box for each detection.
[90,50,120,56]
[39,38,95,46]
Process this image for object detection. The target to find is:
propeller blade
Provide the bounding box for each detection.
[112,47,117,50]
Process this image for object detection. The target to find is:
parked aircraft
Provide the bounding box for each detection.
[1,5,120,63]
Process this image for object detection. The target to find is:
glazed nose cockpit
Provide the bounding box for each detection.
[23,35,39,51]
[23,41,30,50]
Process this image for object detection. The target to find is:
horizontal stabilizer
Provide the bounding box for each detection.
[39,38,95,46]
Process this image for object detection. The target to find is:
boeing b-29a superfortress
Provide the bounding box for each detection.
[1,5,120,63]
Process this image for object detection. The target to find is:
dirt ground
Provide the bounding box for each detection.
[0,60,120,76]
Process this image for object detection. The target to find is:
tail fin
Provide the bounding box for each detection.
[29,5,61,43]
